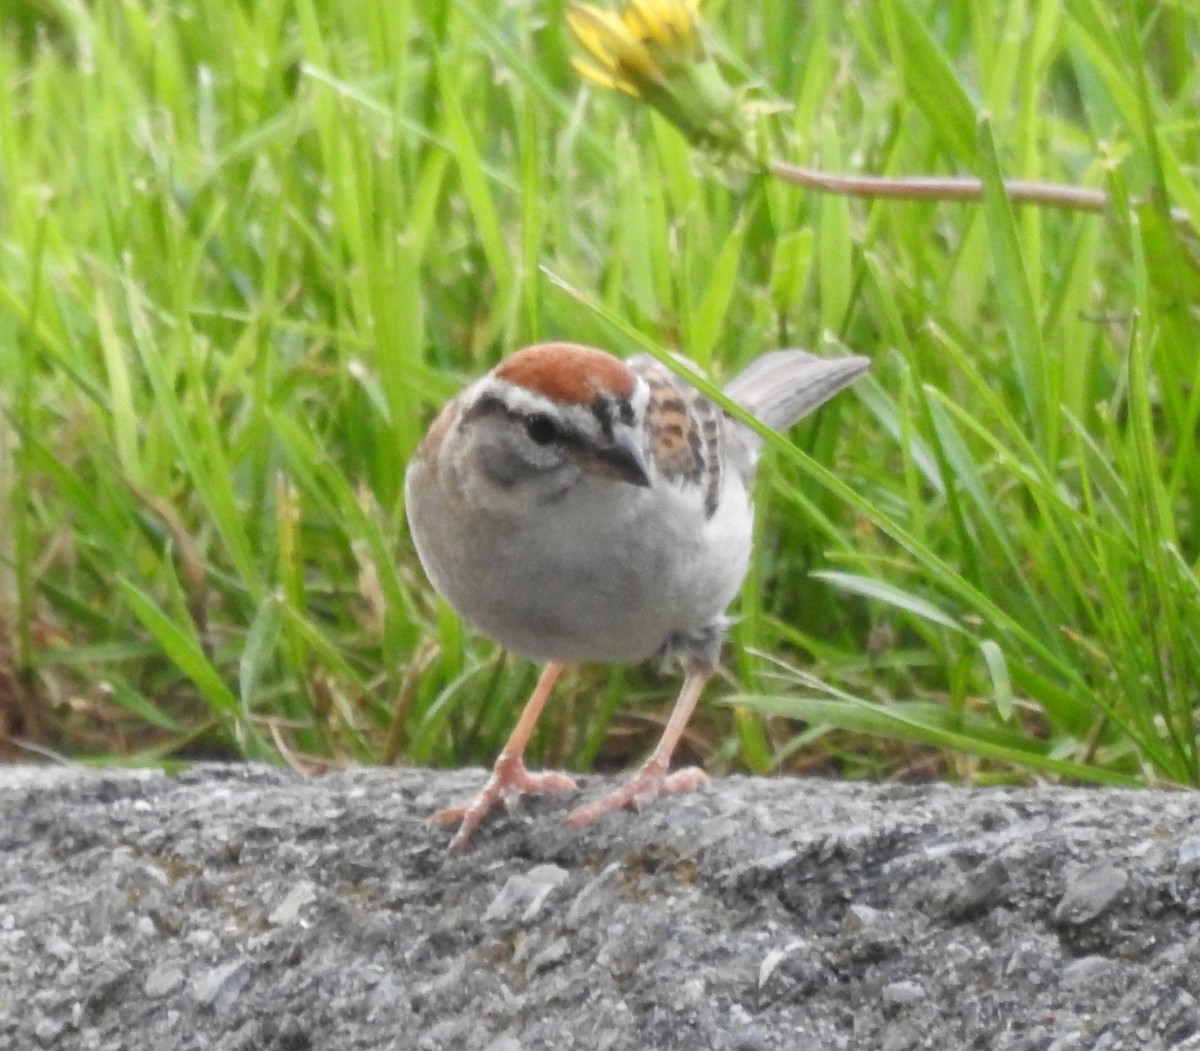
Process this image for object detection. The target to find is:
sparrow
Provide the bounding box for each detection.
[405,341,869,851]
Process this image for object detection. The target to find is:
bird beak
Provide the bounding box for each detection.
[587,427,652,488]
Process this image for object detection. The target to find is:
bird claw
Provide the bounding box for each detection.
[566,763,708,828]
[434,757,577,854]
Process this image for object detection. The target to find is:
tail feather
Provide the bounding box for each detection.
[723,350,869,443]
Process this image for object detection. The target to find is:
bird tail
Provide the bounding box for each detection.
[723,350,869,444]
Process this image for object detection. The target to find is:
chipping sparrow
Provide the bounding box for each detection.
[405,341,869,852]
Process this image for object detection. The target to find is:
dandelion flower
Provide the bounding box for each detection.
[567,0,746,156]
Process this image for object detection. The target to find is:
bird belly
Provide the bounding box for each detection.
[406,465,752,665]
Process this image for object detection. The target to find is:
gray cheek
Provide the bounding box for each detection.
[474,439,530,489]
[473,437,579,504]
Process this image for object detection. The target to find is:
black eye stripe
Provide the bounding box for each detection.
[462,393,509,423]
[463,392,591,452]
[590,400,614,440]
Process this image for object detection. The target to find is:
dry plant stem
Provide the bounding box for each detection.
[769,159,1194,229]
[380,638,438,766]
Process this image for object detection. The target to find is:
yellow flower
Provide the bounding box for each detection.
[567,0,700,94]
[567,0,747,156]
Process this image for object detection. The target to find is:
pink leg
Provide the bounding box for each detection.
[567,665,711,828]
[434,662,577,853]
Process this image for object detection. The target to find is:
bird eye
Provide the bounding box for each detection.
[524,413,558,446]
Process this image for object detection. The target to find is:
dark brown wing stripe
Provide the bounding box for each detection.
[633,359,724,520]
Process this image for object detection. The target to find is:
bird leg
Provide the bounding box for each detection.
[434,661,577,853]
[567,664,711,828]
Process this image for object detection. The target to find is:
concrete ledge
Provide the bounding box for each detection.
[1,764,1199,1049]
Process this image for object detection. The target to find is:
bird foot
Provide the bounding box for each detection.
[566,761,708,828]
[434,755,577,854]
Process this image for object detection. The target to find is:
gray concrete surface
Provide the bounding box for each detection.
[1,763,1199,1050]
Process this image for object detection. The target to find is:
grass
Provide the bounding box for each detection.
[0,0,1197,788]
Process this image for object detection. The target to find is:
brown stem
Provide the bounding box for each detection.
[767,159,1194,230]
